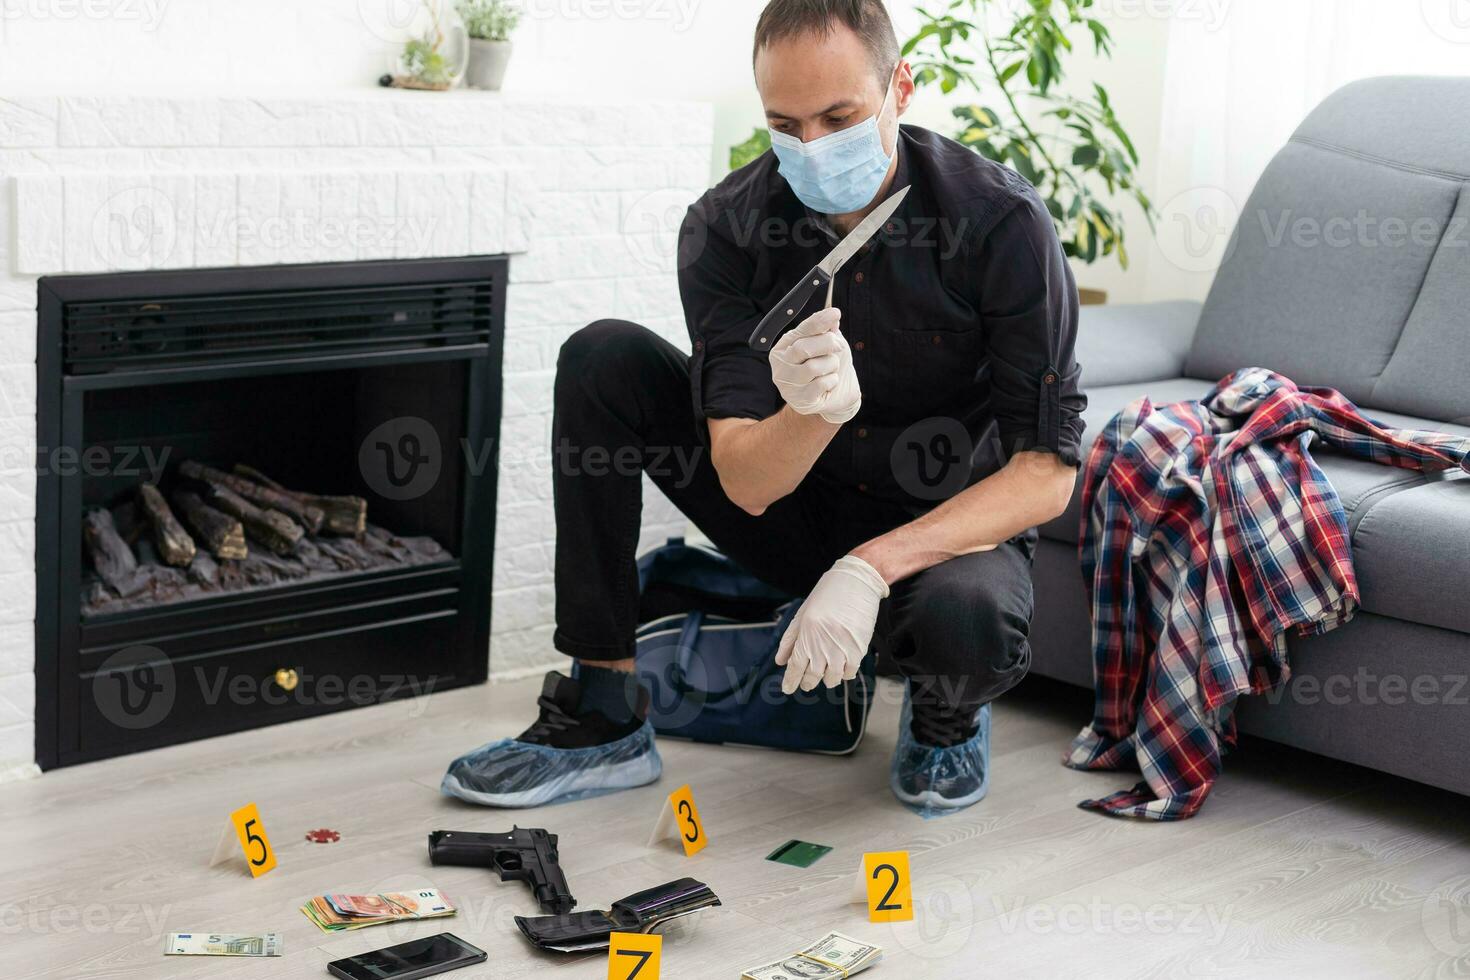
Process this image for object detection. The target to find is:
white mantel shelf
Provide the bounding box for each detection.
[0,91,711,778]
[0,90,714,148]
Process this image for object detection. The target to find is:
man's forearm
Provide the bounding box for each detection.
[851,450,1077,585]
[709,408,839,516]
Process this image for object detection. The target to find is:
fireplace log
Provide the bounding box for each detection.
[113,499,145,546]
[302,494,368,538]
[232,463,284,490]
[173,491,249,560]
[137,483,197,567]
[187,550,221,590]
[180,461,325,535]
[204,485,304,556]
[83,508,146,597]
[233,464,368,538]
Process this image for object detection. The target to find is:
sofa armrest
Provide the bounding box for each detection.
[1075,300,1203,388]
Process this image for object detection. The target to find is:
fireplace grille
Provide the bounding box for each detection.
[62,280,495,374]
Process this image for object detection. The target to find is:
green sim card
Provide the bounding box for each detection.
[766,840,834,868]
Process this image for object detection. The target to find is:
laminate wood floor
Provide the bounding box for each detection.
[4,674,1468,979]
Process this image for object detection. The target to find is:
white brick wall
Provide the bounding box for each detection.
[0,92,712,776]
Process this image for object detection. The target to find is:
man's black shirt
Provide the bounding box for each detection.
[677,124,1087,513]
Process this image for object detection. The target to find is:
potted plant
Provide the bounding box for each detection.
[383,0,469,91]
[904,0,1156,302]
[730,129,771,171]
[458,0,521,91]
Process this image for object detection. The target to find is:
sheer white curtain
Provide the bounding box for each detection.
[1141,0,1470,302]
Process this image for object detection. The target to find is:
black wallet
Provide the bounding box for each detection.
[514,877,721,953]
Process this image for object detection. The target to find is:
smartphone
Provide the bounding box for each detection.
[326,932,488,980]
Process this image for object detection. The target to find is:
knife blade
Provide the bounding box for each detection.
[747,185,912,351]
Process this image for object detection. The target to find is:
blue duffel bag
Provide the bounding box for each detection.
[631,537,874,755]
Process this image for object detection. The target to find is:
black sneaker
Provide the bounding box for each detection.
[891,696,992,813]
[911,706,980,747]
[440,672,662,808]
[517,672,648,748]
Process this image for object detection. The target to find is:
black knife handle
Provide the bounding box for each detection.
[748,265,832,352]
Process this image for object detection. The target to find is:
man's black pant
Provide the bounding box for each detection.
[551,320,1035,723]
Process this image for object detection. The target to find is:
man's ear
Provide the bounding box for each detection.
[894,60,916,118]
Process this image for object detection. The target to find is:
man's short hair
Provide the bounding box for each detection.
[753,0,900,87]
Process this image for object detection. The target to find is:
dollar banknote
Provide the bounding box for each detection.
[300,889,456,933]
[742,931,882,979]
[165,933,282,956]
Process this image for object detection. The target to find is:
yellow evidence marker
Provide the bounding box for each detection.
[608,931,662,979]
[861,851,913,922]
[210,803,277,878]
[648,783,708,856]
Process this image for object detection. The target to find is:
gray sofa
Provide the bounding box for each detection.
[1028,76,1470,799]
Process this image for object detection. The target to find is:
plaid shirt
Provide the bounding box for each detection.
[1065,368,1470,820]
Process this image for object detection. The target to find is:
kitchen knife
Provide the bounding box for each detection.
[747,184,911,351]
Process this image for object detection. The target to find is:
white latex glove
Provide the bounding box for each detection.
[775,555,889,695]
[768,307,862,425]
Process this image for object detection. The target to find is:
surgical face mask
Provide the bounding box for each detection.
[769,72,897,215]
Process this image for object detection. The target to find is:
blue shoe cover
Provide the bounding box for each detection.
[441,720,662,808]
[890,687,991,818]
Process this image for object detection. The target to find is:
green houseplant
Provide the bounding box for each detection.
[903,0,1154,270]
[730,129,772,171]
[401,35,454,88]
[458,0,521,90]
[391,0,469,90]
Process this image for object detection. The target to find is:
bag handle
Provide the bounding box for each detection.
[672,610,704,690]
[681,601,803,696]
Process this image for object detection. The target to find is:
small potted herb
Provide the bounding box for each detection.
[383,0,469,91]
[458,0,520,91]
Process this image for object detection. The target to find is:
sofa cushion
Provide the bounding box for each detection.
[1185,77,1470,405]
[1352,475,1470,636]
[1075,301,1201,389]
[1184,141,1459,403]
[1367,185,1470,425]
[1039,379,1468,551]
[1291,76,1470,178]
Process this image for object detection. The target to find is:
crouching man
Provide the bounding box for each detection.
[443,0,1085,815]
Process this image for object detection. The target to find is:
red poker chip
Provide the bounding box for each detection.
[305,828,341,844]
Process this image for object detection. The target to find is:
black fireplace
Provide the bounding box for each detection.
[35,257,504,769]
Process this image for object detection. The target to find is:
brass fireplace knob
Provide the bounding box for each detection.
[274,668,300,692]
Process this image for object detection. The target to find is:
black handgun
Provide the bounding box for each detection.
[427,827,576,915]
